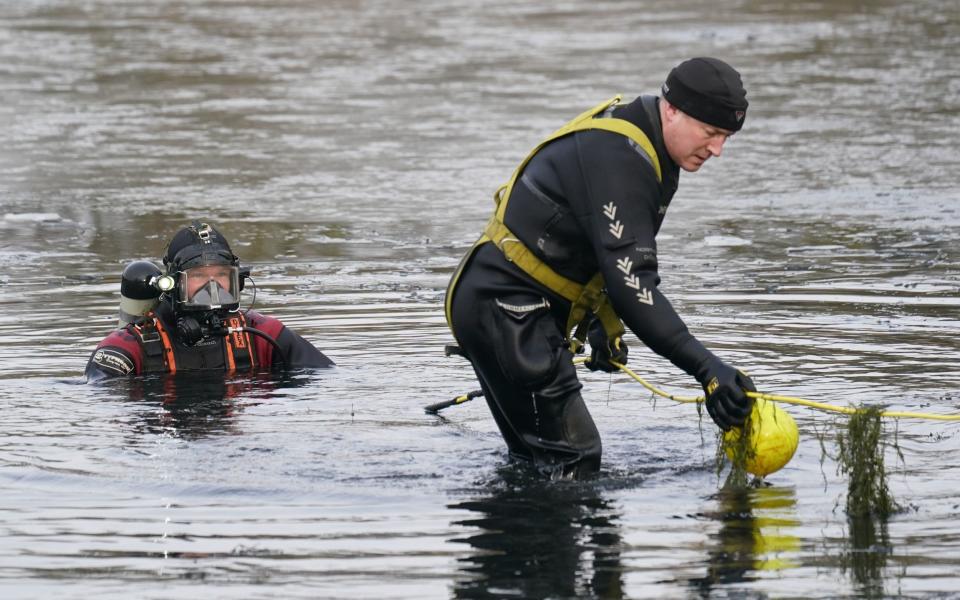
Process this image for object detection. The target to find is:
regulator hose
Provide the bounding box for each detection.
[240,326,288,371]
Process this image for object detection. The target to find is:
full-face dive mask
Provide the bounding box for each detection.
[177,264,241,312]
[162,222,245,346]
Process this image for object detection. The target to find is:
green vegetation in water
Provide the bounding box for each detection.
[834,405,901,519]
[716,417,757,490]
[813,406,899,594]
[696,397,706,445]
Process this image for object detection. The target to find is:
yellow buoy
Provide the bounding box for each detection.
[724,397,799,477]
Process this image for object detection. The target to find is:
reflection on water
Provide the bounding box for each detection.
[449,477,811,599]
[111,371,315,439]
[690,486,801,596]
[450,467,625,599]
[844,515,892,599]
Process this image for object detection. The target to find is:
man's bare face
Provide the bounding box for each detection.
[661,102,734,173]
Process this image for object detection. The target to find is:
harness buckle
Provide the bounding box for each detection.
[137,328,160,343]
[497,237,520,257]
[493,184,508,207]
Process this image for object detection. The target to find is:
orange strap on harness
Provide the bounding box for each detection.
[225,316,256,373]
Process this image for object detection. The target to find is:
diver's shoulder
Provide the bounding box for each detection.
[244,310,284,330]
[97,325,142,350]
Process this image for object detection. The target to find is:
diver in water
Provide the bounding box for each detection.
[85,221,333,381]
[445,58,756,477]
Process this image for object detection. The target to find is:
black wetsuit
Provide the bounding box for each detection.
[449,95,726,476]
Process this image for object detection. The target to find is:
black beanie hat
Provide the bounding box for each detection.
[661,57,748,132]
[163,221,238,273]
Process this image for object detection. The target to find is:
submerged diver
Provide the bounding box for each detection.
[445,57,756,477]
[86,221,333,381]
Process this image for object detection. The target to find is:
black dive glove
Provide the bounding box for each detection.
[698,360,755,430]
[586,319,628,373]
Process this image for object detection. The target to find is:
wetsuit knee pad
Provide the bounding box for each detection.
[535,376,601,452]
[519,390,602,477]
[561,393,602,455]
[484,294,565,390]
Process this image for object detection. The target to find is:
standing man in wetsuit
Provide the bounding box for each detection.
[445,57,755,477]
[86,221,333,381]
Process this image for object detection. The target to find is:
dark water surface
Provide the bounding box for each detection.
[2,1,960,597]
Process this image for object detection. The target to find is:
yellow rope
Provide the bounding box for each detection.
[440,355,960,421]
[607,361,960,422]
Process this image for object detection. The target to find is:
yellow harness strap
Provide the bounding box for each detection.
[494,95,661,223]
[446,95,662,350]
[482,217,621,348]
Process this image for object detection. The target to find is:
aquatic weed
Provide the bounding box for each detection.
[696,397,706,446]
[716,416,757,490]
[812,419,831,491]
[835,405,900,519]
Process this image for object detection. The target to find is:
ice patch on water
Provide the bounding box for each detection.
[3,212,62,223]
[703,234,752,247]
